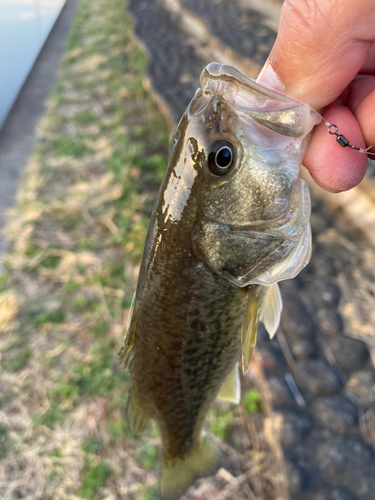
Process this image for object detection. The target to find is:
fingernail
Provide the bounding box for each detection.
[256,63,285,94]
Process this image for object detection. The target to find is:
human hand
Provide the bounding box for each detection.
[257,0,375,193]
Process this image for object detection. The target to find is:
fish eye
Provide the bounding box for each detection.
[207,141,235,176]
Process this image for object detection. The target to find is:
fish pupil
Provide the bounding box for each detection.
[216,147,231,168]
[208,140,235,176]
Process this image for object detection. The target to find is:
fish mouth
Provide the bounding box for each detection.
[199,63,319,139]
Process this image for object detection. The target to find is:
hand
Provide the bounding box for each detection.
[257,0,375,192]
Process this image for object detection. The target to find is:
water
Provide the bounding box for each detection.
[0,0,66,129]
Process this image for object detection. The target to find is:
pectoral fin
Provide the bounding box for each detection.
[241,286,267,374]
[261,283,282,339]
[217,364,240,404]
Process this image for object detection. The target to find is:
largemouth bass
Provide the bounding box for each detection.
[120,63,320,500]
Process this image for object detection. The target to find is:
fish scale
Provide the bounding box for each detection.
[133,259,248,459]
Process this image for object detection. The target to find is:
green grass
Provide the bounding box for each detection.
[40,255,62,269]
[77,460,112,500]
[1,345,33,372]
[136,485,159,500]
[0,425,9,459]
[208,404,236,440]
[135,444,159,470]
[107,419,131,440]
[53,136,89,158]
[74,109,96,125]
[90,317,111,338]
[36,308,65,327]
[82,437,104,454]
[0,271,9,293]
[48,381,80,405]
[243,388,262,414]
[33,403,66,429]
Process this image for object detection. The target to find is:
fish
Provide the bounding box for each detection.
[120,63,320,500]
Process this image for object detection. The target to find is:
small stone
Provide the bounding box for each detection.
[229,423,251,451]
[345,370,375,410]
[310,212,329,233]
[294,359,341,396]
[281,295,315,340]
[305,280,341,309]
[316,436,375,500]
[258,346,286,373]
[280,410,313,447]
[288,339,317,360]
[311,395,358,434]
[285,458,309,494]
[312,486,359,500]
[257,322,270,342]
[279,278,301,292]
[365,411,375,451]
[324,335,369,373]
[311,196,323,211]
[268,376,294,406]
[316,309,343,335]
[313,256,338,278]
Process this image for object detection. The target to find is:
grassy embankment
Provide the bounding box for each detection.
[0,1,261,499]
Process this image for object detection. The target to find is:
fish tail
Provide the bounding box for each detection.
[160,432,221,500]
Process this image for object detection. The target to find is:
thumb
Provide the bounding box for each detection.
[258,0,375,109]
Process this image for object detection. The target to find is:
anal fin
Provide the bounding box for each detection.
[126,391,150,434]
[217,363,240,404]
[119,293,137,370]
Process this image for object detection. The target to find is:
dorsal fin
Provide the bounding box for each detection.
[261,283,282,339]
[119,293,137,370]
[241,286,267,374]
